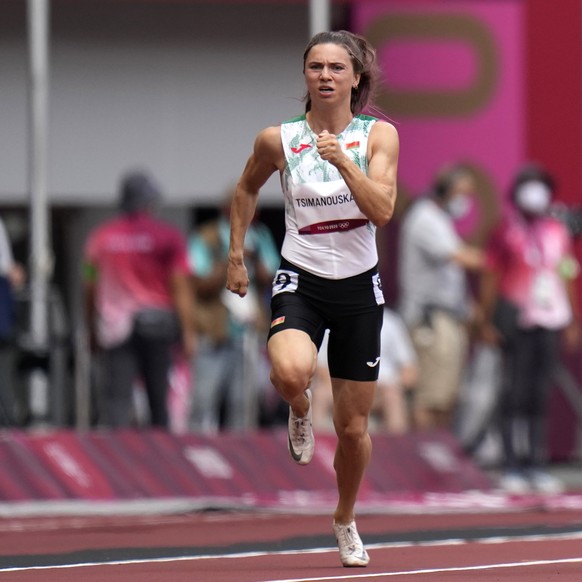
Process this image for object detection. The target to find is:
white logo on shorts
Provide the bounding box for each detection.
[366,357,381,368]
[272,270,299,297]
[372,273,384,305]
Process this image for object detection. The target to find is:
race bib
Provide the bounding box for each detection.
[272,269,299,297]
[292,180,368,235]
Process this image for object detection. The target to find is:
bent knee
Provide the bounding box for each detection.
[335,416,368,443]
[270,361,312,395]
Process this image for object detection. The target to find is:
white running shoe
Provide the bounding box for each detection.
[287,388,314,465]
[529,470,564,495]
[333,520,370,567]
[499,471,531,494]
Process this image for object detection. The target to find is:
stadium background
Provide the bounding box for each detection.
[0,0,581,479]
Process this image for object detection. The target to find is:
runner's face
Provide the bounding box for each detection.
[304,43,359,108]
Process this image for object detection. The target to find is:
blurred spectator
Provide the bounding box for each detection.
[398,163,484,431]
[375,308,418,434]
[455,340,503,461]
[83,170,195,429]
[189,195,279,433]
[479,163,580,494]
[0,216,25,425]
[311,329,333,433]
[313,307,418,434]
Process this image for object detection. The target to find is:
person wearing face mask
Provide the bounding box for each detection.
[479,163,580,494]
[398,163,484,431]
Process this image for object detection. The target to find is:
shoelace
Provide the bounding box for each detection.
[291,417,309,444]
[337,525,360,553]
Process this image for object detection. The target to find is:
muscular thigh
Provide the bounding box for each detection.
[327,307,383,381]
[332,378,377,430]
[268,259,384,382]
[268,327,318,380]
[268,292,327,348]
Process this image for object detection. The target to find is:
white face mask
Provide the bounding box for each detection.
[446,194,470,219]
[514,181,551,215]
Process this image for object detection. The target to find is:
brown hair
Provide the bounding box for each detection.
[302,30,379,115]
[432,162,475,199]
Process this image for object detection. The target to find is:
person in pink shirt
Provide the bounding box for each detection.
[480,163,580,494]
[84,171,195,429]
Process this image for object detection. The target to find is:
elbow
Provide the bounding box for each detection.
[373,197,395,227]
[374,185,396,227]
[374,207,394,227]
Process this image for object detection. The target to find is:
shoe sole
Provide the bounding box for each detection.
[341,555,369,567]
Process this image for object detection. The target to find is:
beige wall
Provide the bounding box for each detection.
[1,0,315,204]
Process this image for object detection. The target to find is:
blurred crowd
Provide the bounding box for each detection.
[0,161,580,493]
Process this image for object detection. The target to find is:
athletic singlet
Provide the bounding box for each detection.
[280,114,379,279]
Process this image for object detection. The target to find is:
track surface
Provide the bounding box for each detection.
[1,509,582,580]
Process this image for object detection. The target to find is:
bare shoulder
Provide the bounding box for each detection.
[254,125,282,155]
[368,120,399,158]
[370,120,399,143]
[237,125,284,189]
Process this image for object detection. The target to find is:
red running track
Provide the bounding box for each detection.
[1,509,582,580]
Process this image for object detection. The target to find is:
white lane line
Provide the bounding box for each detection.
[1,530,582,574]
[260,556,582,581]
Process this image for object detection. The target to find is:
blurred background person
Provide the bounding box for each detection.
[84,170,195,429]
[375,307,418,434]
[0,215,26,426]
[398,163,484,431]
[313,307,418,435]
[479,163,580,494]
[311,329,334,433]
[189,194,279,434]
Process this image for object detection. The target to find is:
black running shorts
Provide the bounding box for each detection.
[268,258,384,381]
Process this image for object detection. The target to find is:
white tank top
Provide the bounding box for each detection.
[280,114,379,279]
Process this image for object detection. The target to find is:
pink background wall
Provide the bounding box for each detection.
[354,0,524,243]
[353,0,582,460]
